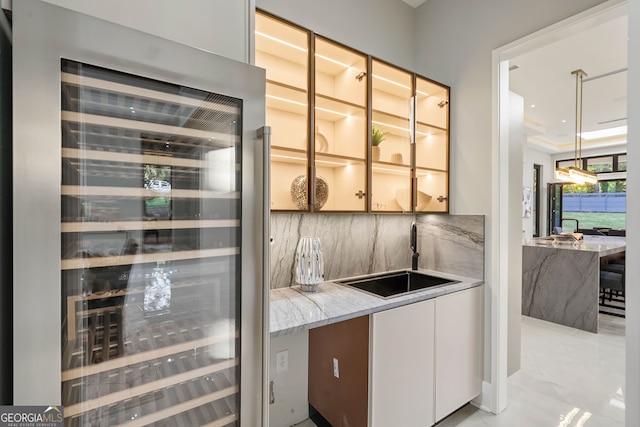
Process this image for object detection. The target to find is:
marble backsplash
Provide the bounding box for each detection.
[269,213,484,288]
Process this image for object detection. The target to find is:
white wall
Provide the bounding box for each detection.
[413,0,607,214]
[508,92,524,376]
[523,147,553,238]
[269,331,310,427]
[412,0,611,412]
[626,1,639,425]
[41,0,252,63]
[255,0,416,71]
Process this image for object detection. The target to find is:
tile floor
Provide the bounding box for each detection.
[296,314,625,427]
[438,314,625,427]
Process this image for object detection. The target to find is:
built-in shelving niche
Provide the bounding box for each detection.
[256,10,450,213]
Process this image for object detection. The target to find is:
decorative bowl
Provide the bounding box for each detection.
[395,188,432,211]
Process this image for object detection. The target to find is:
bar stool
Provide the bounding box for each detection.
[599,266,625,309]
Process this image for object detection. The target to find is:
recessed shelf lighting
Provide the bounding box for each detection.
[271,153,353,167]
[256,31,307,53]
[372,166,408,174]
[315,54,349,68]
[271,154,306,162]
[373,74,410,90]
[372,120,409,133]
[316,106,350,117]
[316,159,351,166]
[266,94,307,107]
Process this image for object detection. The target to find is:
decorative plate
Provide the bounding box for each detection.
[291,175,329,210]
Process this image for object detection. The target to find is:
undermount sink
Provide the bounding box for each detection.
[335,270,459,299]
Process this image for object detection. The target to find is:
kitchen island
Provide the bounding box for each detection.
[522,236,625,333]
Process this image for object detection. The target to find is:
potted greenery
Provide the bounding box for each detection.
[371,126,387,162]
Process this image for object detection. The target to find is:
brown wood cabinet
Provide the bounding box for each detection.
[308,315,369,427]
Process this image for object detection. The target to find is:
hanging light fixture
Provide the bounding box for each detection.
[554,69,598,185]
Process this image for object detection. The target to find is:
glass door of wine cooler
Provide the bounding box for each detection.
[13,2,266,426]
[60,59,244,426]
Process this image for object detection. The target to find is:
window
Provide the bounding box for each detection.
[586,156,613,173]
[617,154,627,171]
[556,153,626,173]
[555,153,627,232]
[561,180,626,231]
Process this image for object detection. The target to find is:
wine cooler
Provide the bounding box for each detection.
[13,1,268,426]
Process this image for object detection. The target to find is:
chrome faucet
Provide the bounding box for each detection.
[410,222,419,270]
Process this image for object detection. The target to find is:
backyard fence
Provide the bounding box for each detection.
[562,192,626,213]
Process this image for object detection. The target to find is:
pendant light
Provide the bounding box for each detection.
[554,69,598,185]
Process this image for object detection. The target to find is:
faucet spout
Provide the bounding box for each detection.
[410,222,419,270]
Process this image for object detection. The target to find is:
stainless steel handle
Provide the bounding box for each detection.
[257,125,271,427]
[410,95,416,145]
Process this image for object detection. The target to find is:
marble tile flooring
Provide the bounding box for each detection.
[440,314,625,427]
[296,314,625,427]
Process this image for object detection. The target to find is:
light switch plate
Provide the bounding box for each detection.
[333,357,339,378]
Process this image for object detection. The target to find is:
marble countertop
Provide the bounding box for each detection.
[270,269,483,337]
[523,236,625,256]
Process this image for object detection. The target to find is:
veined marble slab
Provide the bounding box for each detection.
[522,245,602,333]
[269,213,484,289]
[416,214,484,280]
[524,236,625,257]
[270,268,483,337]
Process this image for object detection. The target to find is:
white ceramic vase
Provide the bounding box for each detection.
[294,237,325,292]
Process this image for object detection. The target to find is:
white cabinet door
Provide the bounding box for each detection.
[370,299,435,427]
[434,286,483,421]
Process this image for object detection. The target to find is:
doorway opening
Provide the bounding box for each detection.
[492,0,628,416]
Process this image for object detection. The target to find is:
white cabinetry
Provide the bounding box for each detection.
[370,299,435,427]
[310,285,483,427]
[434,286,484,421]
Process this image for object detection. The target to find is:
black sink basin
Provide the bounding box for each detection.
[335,270,459,299]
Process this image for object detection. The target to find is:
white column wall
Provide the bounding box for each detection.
[412,0,613,414]
[625,1,639,426]
[508,92,524,376]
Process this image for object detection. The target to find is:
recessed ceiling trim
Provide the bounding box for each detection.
[526,137,561,153]
[524,120,546,137]
[598,117,627,125]
[401,0,427,8]
[582,67,627,82]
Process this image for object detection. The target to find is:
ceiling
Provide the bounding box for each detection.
[401,0,427,8]
[509,14,628,154]
[399,1,627,154]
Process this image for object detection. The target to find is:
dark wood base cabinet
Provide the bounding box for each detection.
[308,315,369,427]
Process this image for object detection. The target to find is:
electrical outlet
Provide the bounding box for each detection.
[276,350,288,373]
[333,357,339,378]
